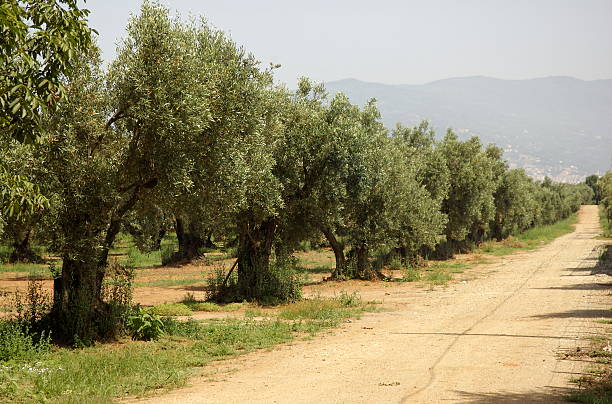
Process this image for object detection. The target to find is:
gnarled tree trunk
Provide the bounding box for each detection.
[175,217,205,261]
[319,225,345,278]
[237,218,276,300]
[9,229,39,263]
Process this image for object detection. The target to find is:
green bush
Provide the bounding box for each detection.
[252,263,302,305]
[0,321,50,362]
[208,262,302,305]
[126,308,164,341]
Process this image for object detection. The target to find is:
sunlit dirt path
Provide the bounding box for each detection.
[131,205,610,404]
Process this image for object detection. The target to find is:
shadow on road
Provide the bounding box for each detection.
[529,309,611,320]
[453,387,575,403]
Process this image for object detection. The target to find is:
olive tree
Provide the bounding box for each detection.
[41,2,275,342]
[490,169,537,240]
[436,131,498,256]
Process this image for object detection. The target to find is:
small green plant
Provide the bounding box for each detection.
[0,320,51,362]
[402,268,421,282]
[126,308,165,341]
[337,291,362,307]
[13,278,51,326]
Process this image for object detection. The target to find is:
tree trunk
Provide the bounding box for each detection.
[175,218,204,261]
[237,218,276,300]
[9,229,39,263]
[319,225,345,278]
[53,253,103,344]
[204,232,216,249]
[154,227,166,250]
[355,244,371,279]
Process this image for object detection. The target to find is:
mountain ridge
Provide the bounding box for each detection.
[325,76,612,182]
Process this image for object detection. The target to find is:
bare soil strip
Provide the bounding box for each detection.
[130,205,609,404]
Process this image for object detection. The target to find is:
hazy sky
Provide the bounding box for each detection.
[86,0,612,86]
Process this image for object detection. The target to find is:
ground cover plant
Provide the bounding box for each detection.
[0,295,374,403]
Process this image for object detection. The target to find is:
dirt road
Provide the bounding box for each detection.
[134,206,610,403]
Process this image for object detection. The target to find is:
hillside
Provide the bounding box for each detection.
[326,76,612,182]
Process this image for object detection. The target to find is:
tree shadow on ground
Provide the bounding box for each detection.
[531,282,612,291]
[529,309,612,320]
[452,387,575,403]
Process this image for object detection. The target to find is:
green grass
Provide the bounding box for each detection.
[516,213,577,243]
[125,247,162,268]
[133,278,204,288]
[423,270,452,286]
[244,309,267,318]
[147,303,193,316]
[600,205,612,238]
[428,262,468,271]
[294,265,333,274]
[402,268,422,282]
[0,297,375,403]
[476,213,577,256]
[0,263,51,277]
[186,302,243,312]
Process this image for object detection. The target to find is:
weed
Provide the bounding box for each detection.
[600,205,612,238]
[402,268,421,282]
[337,291,362,307]
[585,365,606,375]
[0,298,372,402]
[387,256,404,271]
[278,297,366,322]
[424,270,452,286]
[14,279,51,326]
[126,308,165,341]
[0,320,51,362]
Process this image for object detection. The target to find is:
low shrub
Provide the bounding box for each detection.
[251,263,302,305]
[208,261,302,305]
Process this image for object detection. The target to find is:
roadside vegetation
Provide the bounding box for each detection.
[0,293,376,403]
[565,245,612,404]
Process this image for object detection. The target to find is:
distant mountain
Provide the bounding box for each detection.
[325,76,612,182]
